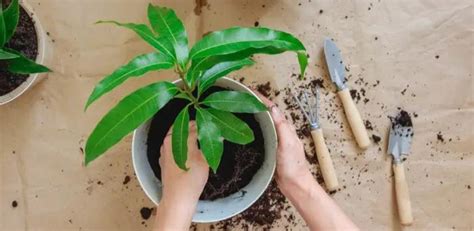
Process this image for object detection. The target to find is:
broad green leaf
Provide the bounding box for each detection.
[172,106,190,170]
[85,82,178,165]
[196,107,223,173]
[206,108,254,145]
[174,92,192,101]
[198,58,254,94]
[3,48,50,74]
[4,0,19,42]
[97,20,175,60]
[202,90,267,113]
[189,27,307,75]
[85,52,174,110]
[0,48,18,59]
[148,4,188,68]
[0,2,6,47]
[188,46,304,86]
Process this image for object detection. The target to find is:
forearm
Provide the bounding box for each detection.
[153,194,198,231]
[281,174,359,231]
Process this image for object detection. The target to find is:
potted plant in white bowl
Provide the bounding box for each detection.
[0,0,50,105]
[84,4,307,222]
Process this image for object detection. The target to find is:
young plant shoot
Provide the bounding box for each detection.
[0,0,50,74]
[85,4,307,172]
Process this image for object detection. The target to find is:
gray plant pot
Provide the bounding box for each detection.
[0,0,47,105]
[132,77,277,223]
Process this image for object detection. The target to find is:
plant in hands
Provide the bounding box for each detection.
[84,4,307,172]
[0,0,50,74]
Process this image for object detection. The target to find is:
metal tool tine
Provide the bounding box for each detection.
[291,89,313,124]
[303,90,316,123]
[314,86,320,125]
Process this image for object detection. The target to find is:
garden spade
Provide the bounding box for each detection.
[323,39,371,149]
[388,112,414,225]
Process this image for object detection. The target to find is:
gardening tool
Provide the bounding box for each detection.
[292,86,339,191]
[387,114,414,225]
[323,38,371,149]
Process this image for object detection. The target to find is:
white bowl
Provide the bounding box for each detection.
[132,77,277,223]
[0,0,47,105]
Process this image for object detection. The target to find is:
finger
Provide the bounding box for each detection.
[252,90,274,107]
[189,121,197,133]
[275,121,298,148]
[252,90,286,126]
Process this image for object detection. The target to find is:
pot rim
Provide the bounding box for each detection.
[0,0,47,105]
[132,77,277,223]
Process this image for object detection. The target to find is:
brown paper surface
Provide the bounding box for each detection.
[1,0,473,230]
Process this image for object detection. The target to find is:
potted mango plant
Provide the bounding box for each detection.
[0,0,50,105]
[85,4,307,222]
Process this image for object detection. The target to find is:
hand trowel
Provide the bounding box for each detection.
[388,110,414,225]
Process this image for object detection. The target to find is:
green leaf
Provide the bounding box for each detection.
[172,106,190,170]
[97,20,175,60]
[196,107,223,173]
[0,1,7,47]
[198,58,254,94]
[0,48,18,59]
[189,27,307,75]
[297,51,308,79]
[147,4,188,68]
[85,82,178,165]
[3,48,50,74]
[85,52,174,110]
[202,90,267,113]
[174,92,192,101]
[206,108,254,145]
[3,0,19,42]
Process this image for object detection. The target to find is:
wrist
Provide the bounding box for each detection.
[279,172,319,202]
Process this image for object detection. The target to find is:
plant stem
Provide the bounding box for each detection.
[178,71,198,104]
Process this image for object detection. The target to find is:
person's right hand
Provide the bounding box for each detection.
[254,92,314,194]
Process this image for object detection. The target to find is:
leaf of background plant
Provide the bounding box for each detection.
[189,27,307,75]
[3,48,50,74]
[0,2,7,47]
[202,90,267,113]
[97,21,175,60]
[198,58,254,94]
[0,48,18,59]
[85,52,174,110]
[196,107,223,173]
[85,82,178,165]
[206,108,254,145]
[172,106,190,170]
[148,4,188,68]
[3,0,19,42]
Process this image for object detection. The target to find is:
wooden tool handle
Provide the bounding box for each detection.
[311,128,339,191]
[393,162,413,225]
[338,88,371,149]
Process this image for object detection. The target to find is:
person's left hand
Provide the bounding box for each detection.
[160,121,209,203]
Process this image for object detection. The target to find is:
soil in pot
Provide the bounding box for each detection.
[147,86,265,200]
[0,0,38,96]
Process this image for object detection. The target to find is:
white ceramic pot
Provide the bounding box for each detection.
[0,1,47,105]
[132,77,277,223]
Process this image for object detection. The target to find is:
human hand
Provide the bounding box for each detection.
[159,122,209,203]
[253,92,314,194]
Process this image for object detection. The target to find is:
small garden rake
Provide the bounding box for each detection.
[292,85,339,191]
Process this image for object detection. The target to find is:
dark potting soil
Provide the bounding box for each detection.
[0,1,38,96]
[146,86,265,201]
